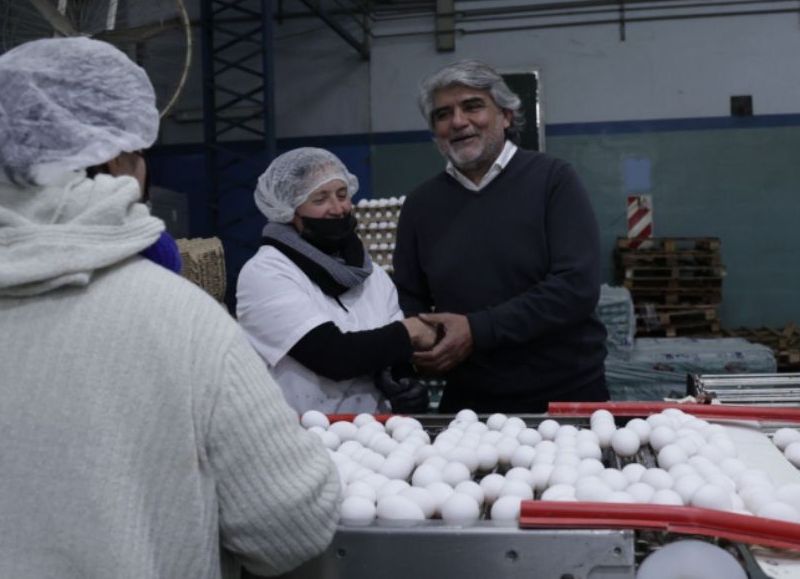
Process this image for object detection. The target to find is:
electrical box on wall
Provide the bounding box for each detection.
[730,95,753,117]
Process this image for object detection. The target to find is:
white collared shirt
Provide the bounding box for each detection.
[445,140,518,192]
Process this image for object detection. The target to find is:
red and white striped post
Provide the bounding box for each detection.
[626,195,653,249]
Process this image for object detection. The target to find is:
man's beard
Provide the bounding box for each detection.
[439,131,504,174]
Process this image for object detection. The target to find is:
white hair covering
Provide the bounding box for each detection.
[254,147,358,223]
[0,37,159,186]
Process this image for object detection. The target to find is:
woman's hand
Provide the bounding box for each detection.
[401,317,439,351]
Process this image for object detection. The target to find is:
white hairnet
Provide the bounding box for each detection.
[0,37,159,186]
[254,148,359,223]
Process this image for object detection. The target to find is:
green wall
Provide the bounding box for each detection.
[371,125,800,328]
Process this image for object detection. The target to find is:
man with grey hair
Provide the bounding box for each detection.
[393,59,608,413]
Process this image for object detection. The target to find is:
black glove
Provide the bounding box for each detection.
[374,368,429,414]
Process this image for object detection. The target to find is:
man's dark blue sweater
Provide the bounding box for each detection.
[393,148,608,412]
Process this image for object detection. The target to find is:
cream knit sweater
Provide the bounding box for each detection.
[0,173,341,578]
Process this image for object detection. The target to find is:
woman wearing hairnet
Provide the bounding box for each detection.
[0,38,340,578]
[237,148,437,415]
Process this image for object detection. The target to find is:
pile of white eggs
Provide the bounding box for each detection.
[772,427,800,467]
[300,407,800,526]
[353,196,405,272]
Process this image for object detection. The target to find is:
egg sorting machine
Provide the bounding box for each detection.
[273,404,800,579]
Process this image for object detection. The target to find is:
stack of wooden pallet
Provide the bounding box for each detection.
[615,237,724,338]
[721,323,800,372]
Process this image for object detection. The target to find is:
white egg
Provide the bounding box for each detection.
[391,424,418,443]
[336,439,363,456]
[541,484,576,501]
[605,491,635,504]
[590,409,614,427]
[626,418,651,444]
[360,472,390,491]
[500,479,534,500]
[549,465,579,486]
[340,496,377,525]
[636,539,746,579]
[425,481,455,513]
[592,422,616,448]
[356,427,379,447]
[384,415,405,435]
[447,447,479,472]
[399,487,436,518]
[480,473,507,504]
[441,461,471,486]
[376,495,425,520]
[412,444,438,465]
[740,486,776,514]
[537,419,560,440]
[557,424,580,439]
[736,469,773,490]
[300,409,329,429]
[380,455,415,480]
[422,455,448,470]
[553,452,580,467]
[640,468,674,490]
[611,428,640,457]
[649,426,676,451]
[697,444,724,464]
[645,413,671,429]
[576,440,602,460]
[455,480,485,506]
[411,464,443,487]
[627,482,655,503]
[353,413,377,427]
[532,451,556,466]
[505,416,527,432]
[578,458,605,477]
[505,467,535,486]
[650,489,683,505]
[496,437,520,466]
[491,496,523,521]
[622,463,647,484]
[690,484,732,511]
[328,420,360,446]
[345,480,378,502]
[481,430,503,445]
[455,409,479,423]
[757,501,800,523]
[510,445,537,468]
[465,422,488,436]
[575,477,612,501]
[657,444,689,470]
[600,468,629,491]
[706,473,736,493]
[773,428,800,450]
[359,450,385,471]
[719,458,747,479]
[376,479,410,499]
[576,429,600,445]
[668,463,696,481]
[785,441,800,467]
[673,474,705,503]
[486,413,508,431]
[517,428,542,446]
[319,430,341,450]
[709,436,737,458]
[441,492,481,524]
[530,463,555,491]
[475,444,499,472]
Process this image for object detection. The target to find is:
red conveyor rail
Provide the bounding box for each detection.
[520,500,800,551]
[549,402,800,423]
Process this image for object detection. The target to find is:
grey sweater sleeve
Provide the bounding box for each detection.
[205,331,341,576]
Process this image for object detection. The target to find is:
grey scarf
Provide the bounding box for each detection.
[262,222,373,297]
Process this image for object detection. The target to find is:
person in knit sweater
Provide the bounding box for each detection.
[0,37,340,579]
[393,60,609,413]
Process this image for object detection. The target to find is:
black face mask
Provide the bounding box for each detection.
[300,213,358,252]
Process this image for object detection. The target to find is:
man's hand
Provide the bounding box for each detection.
[412,312,473,373]
[401,316,439,351]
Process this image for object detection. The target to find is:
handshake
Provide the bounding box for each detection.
[402,315,442,351]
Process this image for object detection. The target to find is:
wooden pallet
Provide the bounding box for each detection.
[616,251,723,268]
[635,305,718,326]
[628,288,722,306]
[637,319,721,338]
[720,323,800,372]
[621,265,726,280]
[624,278,723,291]
[616,237,721,252]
